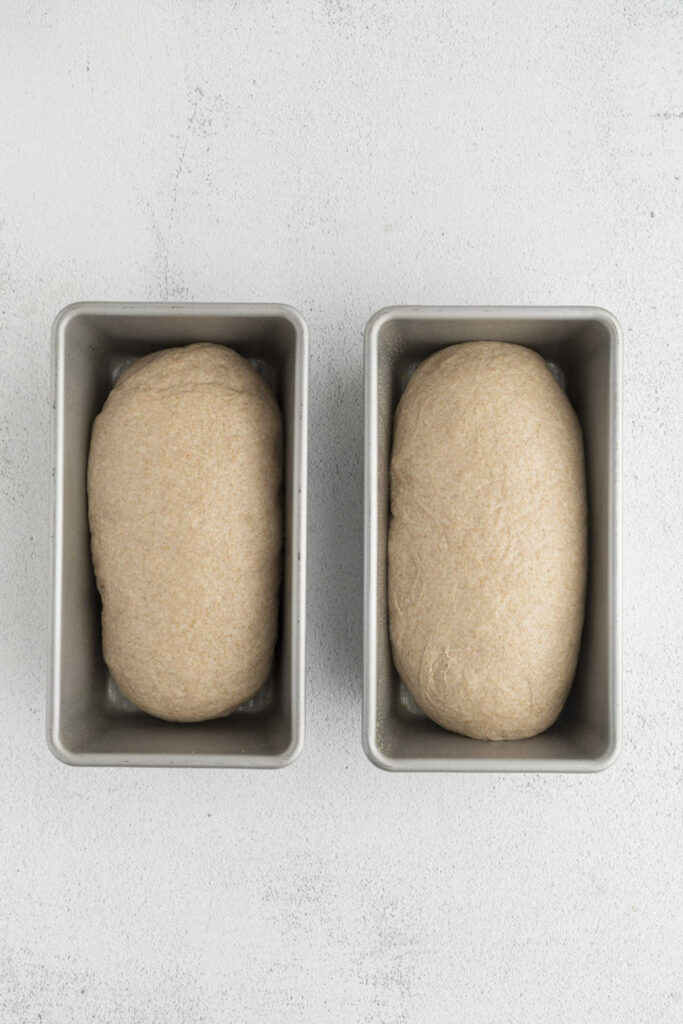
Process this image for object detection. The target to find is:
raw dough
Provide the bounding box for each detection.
[88,342,282,722]
[388,341,587,740]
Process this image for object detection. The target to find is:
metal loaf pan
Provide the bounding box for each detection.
[364,306,621,772]
[49,302,307,767]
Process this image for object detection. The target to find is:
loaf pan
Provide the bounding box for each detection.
[364,306,621,772]
[49,302,307,767]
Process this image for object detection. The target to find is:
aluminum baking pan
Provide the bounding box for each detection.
[364,305,621,772]
[49,302,307,767]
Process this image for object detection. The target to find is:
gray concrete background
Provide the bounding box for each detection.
[1,2,681,1021]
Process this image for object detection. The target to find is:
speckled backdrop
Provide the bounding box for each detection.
[1,2,681,1022]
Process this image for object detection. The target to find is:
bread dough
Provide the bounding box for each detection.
[88,343,282,722]
[388,342,587,740]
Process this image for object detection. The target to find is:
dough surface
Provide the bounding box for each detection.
[388,341,587,740]
[88,342,282,722]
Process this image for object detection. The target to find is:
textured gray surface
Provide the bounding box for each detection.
[0,2,681,1022]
